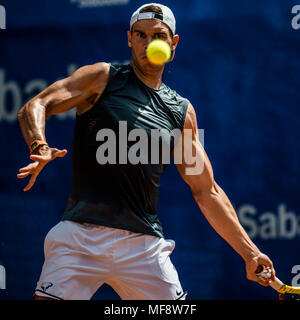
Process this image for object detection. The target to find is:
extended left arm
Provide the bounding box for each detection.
[175,103,275,286]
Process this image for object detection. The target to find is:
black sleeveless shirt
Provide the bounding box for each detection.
[62,63,189,238]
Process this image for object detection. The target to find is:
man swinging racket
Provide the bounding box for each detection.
[17,3,275,300]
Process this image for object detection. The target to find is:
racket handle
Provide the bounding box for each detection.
[255,265,284,291]
[269,278,284,291]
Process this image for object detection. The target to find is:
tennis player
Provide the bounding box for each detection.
[17,3,275,300]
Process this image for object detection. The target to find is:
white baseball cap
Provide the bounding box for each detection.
[130,3,176,35]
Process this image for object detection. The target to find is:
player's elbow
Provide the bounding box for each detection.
[18,99,45,123]
[192,179,220,205]
[17,103,29,123]
[17,107,24,123]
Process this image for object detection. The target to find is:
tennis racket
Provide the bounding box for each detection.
[256,265,300,300]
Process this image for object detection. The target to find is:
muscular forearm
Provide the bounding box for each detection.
[18,100,47,148]
[194,182,260,261]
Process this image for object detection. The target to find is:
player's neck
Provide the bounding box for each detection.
[130,61,164,90]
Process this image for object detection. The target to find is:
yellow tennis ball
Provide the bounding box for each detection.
[146,39,171,65]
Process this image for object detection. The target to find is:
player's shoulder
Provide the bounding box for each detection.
[69,62,111,92]
[182,102,197,130]
[73,62,110,79]
[161,84,195,130]
[163,83,189,103]
[162,84,190,115]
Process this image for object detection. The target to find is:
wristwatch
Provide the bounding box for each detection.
[30,140,48,154]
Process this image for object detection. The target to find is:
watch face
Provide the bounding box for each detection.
[31,142,38,151]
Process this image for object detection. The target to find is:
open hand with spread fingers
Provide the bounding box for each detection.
[17,145,67,192]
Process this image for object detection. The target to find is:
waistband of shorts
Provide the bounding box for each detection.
[76,221,145,237]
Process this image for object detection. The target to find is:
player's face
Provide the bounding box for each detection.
[127,19,178,69]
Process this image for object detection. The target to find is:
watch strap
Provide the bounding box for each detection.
[30,140,48,154]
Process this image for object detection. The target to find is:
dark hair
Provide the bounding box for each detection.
[132,4,173,37]
[139,5,163,15]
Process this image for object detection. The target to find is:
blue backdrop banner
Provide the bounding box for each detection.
[0,0,300,300]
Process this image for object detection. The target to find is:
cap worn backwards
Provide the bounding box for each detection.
[130,3,176,35]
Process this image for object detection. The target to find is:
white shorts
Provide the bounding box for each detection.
[35,221,186,300]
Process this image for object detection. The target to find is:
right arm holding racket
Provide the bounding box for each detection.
[175,103,276,287]
[17,63,110,191]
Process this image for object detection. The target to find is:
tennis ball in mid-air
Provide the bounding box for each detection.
[146,39,171,65]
